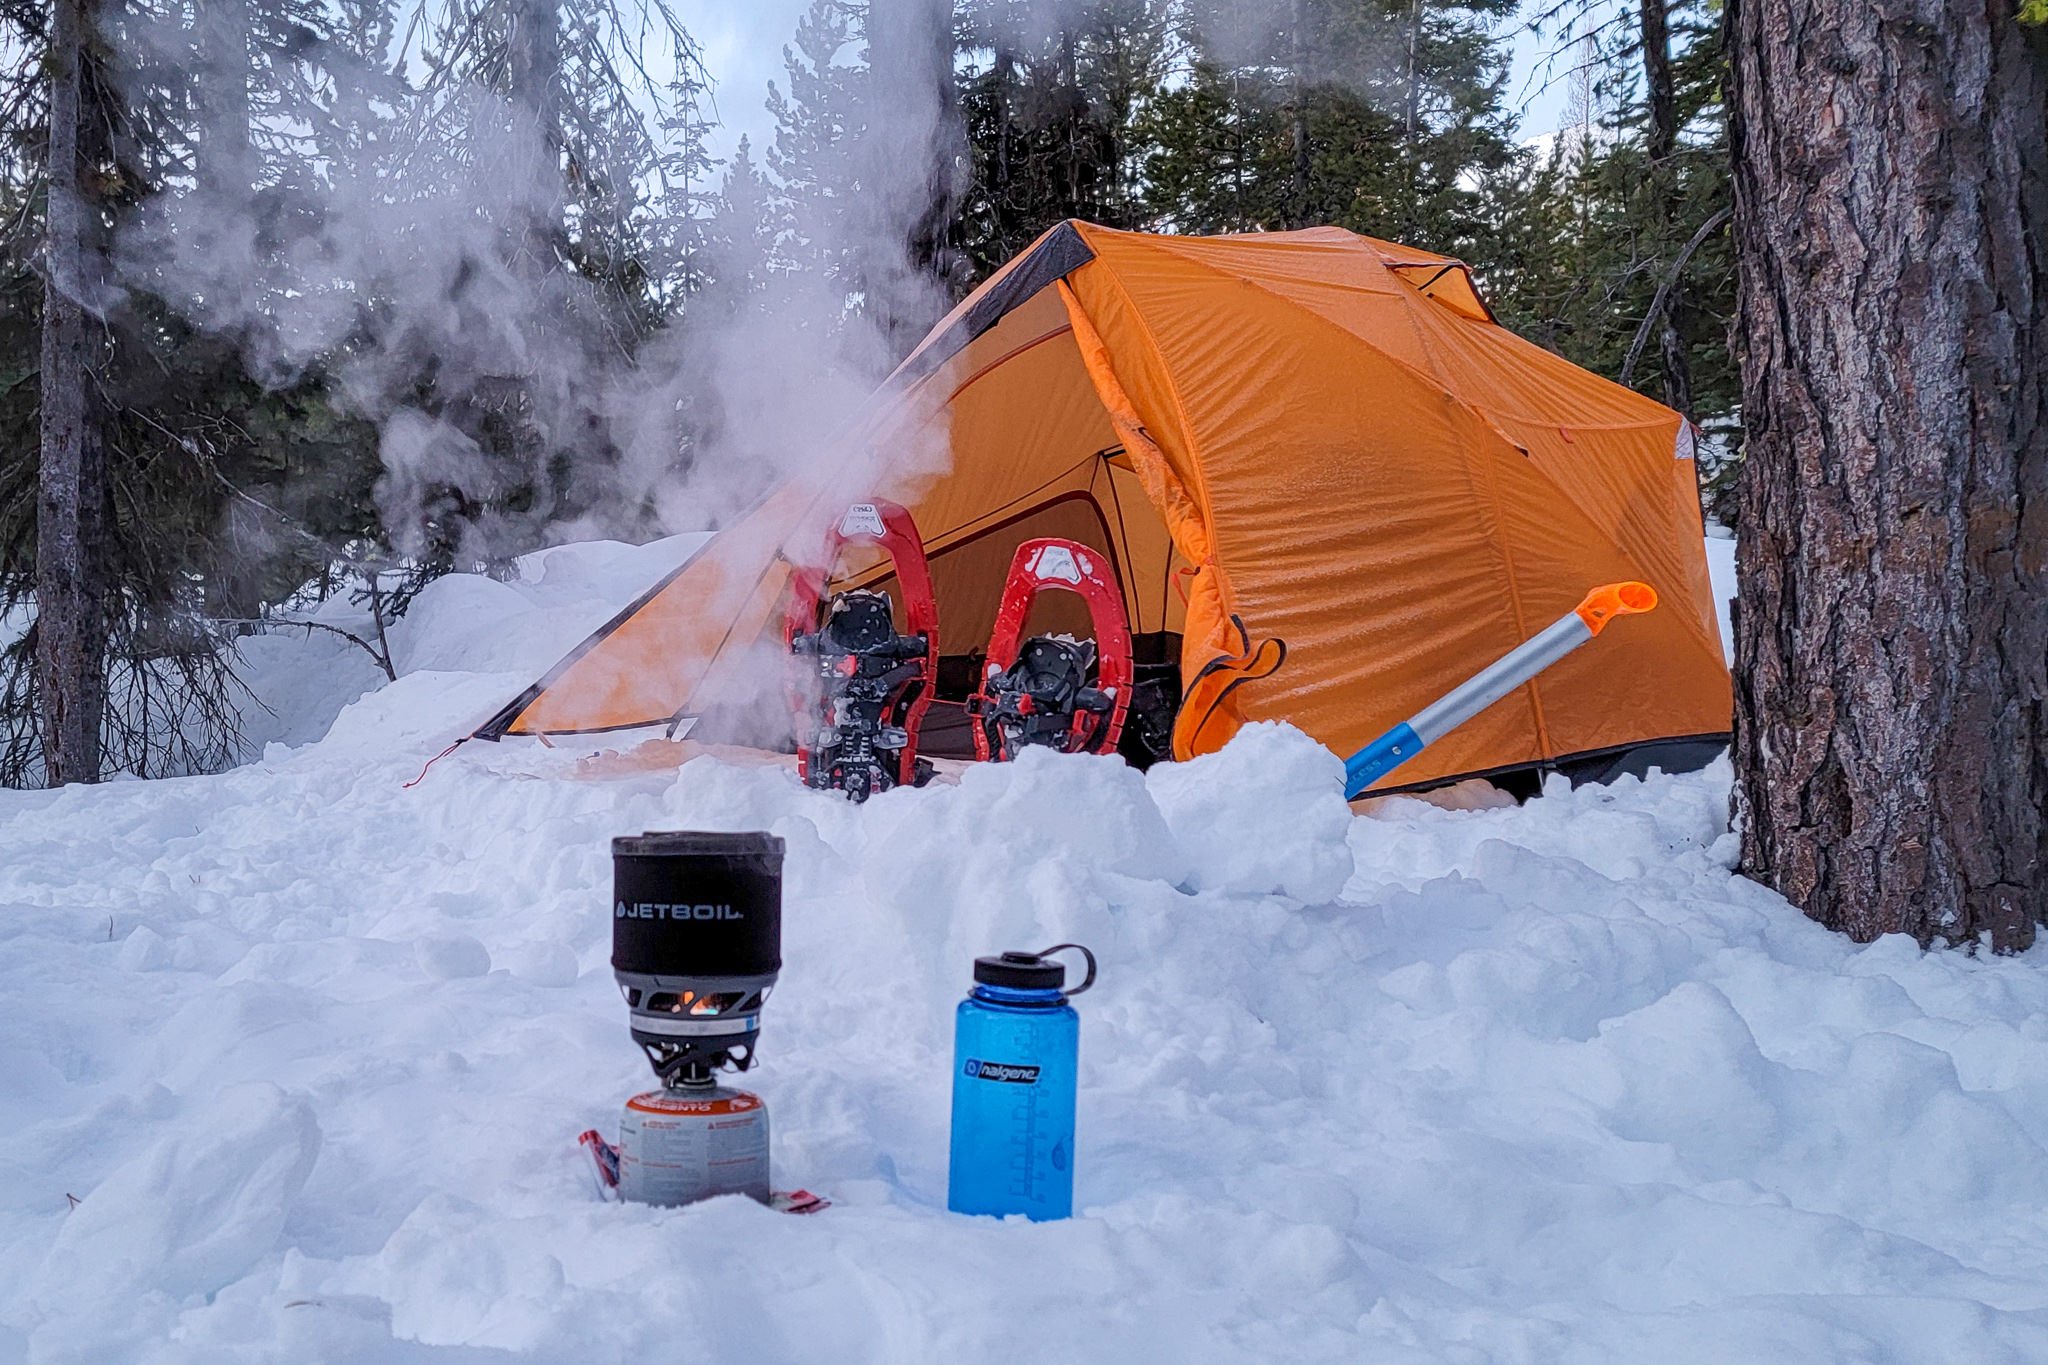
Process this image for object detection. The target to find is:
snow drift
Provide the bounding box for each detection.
[4,534,2048,1362]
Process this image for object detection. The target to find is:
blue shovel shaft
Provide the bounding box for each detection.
[1343,722,1428,796]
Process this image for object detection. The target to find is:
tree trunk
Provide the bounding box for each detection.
[1399,0,1425,239]
[1059,27,1082,218]
[994,45,1013,253]
[199,0,265,629]
[1639,0,1678,162]
[36,0,110,786]
[198,0,255,199]
[1230,71,1246,232]
[1727,0,2048,947]
[505,0,563,276]
[1288,0,1310,229]
[1400,0,1423,139]
[862,0,963,357]
[1639,0,1695,418]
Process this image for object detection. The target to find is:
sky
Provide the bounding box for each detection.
[679,1,812,162]
[677,1,1611,170]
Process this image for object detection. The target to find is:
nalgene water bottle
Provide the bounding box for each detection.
[947,943,1097,1220]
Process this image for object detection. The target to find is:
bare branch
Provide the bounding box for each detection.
[1618,205,1731,387]
[215,614,397,680]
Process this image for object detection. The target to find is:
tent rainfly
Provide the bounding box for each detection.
[474,221,1731,794]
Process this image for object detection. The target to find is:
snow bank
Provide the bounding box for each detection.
[232,532,710,761]
[0,535,711,772]
[7,735,2048,1360]
[27,1084,321,1315]
[5,536,2048,1361]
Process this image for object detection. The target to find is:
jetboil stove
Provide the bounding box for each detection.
[605,831,783,1206]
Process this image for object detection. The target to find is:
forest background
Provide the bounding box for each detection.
[0,0,1734,787]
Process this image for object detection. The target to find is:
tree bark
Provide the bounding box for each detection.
[1728,0,2048,947]
[1288,0,1310,229]
[1639,0,1695,417]
[1399,0,1423,238]
[505,0,564,277]
[862,0,964,357]
[35,0,110,786]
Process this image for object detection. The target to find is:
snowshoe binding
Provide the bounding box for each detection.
[785,501,939,801]
[970,538,1133,761]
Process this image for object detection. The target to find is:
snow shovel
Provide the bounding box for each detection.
[1343,582,1659,798]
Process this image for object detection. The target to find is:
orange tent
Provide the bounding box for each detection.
[475,221,1730,792]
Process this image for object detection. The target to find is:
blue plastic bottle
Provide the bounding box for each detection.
[947,943,1096,1220]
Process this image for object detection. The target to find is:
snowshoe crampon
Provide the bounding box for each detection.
[785,501,939,801]
[970,538,1133,761]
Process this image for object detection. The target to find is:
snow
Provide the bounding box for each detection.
[231,533,712,759]
[0,535,712,771]
[6,538,2048,1362]
[1704,522,1736,659]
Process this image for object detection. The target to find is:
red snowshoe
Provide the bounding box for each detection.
[969,538,1133,761]
[785,501,940,801]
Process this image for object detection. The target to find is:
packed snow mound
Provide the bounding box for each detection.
[386,533,712,679]
[28,1083,321,1315]
[8,690,2048,1361]
[1145,720,1353,900]
[3,536,712,774]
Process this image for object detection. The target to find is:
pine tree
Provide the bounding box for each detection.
[767,0,866,309]
[653,58,720,302]
[1139,50,1291,232]
[1137,0,1518,250]
[701,136,789,310]
[307,0,698,572]
[2,0,339,785]
[1479,2,1735,474]
[1,0,702,785]
[954,0,1170,275]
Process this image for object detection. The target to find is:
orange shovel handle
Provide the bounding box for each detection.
[1573,581,1658,636]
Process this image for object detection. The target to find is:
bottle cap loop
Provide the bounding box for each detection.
[1034,942,1097,998]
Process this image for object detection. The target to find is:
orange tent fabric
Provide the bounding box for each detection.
[476,222,1730,792]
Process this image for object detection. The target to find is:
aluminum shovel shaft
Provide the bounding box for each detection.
[1343,582,1658,798]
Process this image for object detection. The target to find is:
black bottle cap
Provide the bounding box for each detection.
[973,950,1065,991]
